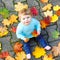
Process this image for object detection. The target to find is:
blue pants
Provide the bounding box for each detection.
[22,34,48,54]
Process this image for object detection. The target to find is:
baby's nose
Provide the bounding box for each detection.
[25,18,28,21]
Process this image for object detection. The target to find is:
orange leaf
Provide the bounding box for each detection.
[48,54,53,58]
[56,9,60,16]
[32,30,38,37]
[13,42,23,53]
[40,20,49,29]
[40,0,48,3]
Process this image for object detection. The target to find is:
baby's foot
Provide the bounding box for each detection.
[44,45,51,50]
[26,53,31,59]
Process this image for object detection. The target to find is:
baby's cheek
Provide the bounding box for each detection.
[21,19,25,23]
[29,18,31,21]
[22,21,25,24]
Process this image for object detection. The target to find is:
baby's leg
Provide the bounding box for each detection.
[22,41,31,59]
[36,34,51,50]
[23,41,31,54]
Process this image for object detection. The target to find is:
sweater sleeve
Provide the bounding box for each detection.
[33,18,41,32]
[16,23,25,40]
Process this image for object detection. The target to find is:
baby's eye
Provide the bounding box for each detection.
[23,18,25,20]
[27,17,30,19]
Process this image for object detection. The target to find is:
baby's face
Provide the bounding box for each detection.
[20,15,31,25]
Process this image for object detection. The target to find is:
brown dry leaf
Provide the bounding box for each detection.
[52,42,60,56]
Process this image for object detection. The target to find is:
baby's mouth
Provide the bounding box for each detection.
[26,22,29,23]
[26,21,30,23]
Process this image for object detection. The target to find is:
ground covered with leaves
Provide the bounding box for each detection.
[0,0,60,60]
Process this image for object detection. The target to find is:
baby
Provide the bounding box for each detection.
[16,10,51,59]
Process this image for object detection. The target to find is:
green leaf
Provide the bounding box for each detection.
[0,8,9,18]
[52,30,59,39]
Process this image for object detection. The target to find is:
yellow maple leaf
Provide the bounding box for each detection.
[53,5,60,11]
[0,26,8,37]
[5,56,15,60]
[43,54,55,60]
[44,10,53,17]
[2,19,10,26]
[15,2,28,12]
[9,14,18,24]
[15,51,27,60]
[32,46,46,58]
[51,14,58,22]
[42,3,52,11]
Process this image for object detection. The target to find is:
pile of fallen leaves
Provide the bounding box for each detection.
[2,14,18,26]
[40,3,59,29]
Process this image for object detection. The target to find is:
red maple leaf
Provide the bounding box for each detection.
[44,16,51,25]
[0,51,9,58]
[11,26,16,33]
[30,7,38,16]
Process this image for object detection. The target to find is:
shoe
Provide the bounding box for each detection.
[26,54,31,59]
[44,45,51,50]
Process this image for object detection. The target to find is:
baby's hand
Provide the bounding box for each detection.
[32,30,40,37]
[34,31,40,37]
[24,38,29,43]
[37,31,40,36]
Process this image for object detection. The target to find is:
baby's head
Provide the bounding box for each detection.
[18,9,32,25]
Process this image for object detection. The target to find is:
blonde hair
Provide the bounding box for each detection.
[18,9,31,20]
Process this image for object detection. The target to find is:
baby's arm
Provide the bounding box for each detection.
[34,19,41,35]
[16,24,29,42]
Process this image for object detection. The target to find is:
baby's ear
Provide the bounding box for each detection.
[18,11,21,18]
